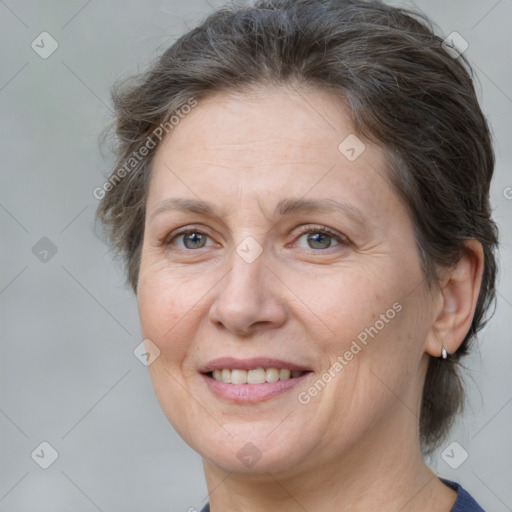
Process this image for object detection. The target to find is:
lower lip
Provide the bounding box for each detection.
[201,373,311,403]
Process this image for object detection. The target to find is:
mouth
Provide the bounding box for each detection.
[199,357,313,403]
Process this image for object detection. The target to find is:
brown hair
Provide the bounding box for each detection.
[95,0,499,453]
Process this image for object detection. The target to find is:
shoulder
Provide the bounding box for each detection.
[441,479,486,511]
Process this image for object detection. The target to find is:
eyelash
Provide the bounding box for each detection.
[164,224,349,252]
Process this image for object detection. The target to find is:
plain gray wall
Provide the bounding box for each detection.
[1,0,511,510]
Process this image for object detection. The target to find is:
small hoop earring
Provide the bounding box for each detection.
[441,346,449,359]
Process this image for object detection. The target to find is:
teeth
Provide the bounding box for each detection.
[231,369,247,384]
[247,368,266,384]
[279,369,291,380]
[210,367,306,384]
[266,368,280,382]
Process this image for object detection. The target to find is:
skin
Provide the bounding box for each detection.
[137,84,484,512]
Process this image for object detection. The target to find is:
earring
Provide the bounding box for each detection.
[441,346,449,359]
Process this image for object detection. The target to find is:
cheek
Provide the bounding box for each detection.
[137,252,204,330]
[136,267,196,363]
[136,271,206,442]
[137,281,179,343]
[303,258,425,382]
[294,267,396,344]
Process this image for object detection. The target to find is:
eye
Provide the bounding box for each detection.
[164,224,348,252]
[291,225,347,251]
[166,228,216,250]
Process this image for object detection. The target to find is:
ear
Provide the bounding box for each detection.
[425,240,485,357]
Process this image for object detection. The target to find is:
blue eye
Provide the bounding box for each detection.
[165,225,347,252]
[293,226,345,250]
[170,229,215,250]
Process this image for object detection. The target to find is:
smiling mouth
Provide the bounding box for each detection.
[206,368,310,384]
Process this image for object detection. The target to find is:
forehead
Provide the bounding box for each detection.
[155,85,359,166]
[148,85,400,224]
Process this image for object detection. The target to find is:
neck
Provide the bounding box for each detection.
[202,411,456,512]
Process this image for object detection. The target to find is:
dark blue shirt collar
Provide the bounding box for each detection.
[199,479,484,511]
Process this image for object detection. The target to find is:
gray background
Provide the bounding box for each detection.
[1,0,511,510]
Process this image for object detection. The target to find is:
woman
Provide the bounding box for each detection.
[96,0,498,510]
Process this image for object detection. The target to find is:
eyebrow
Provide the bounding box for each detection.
[149,197,368,226]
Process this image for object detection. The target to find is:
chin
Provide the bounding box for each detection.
[181,419,320,476]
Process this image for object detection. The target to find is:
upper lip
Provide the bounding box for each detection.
[199,357,312,373]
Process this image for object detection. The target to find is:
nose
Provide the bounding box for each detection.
[208,245,288,337]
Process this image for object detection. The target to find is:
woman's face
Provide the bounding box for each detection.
[137,86,436,476]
